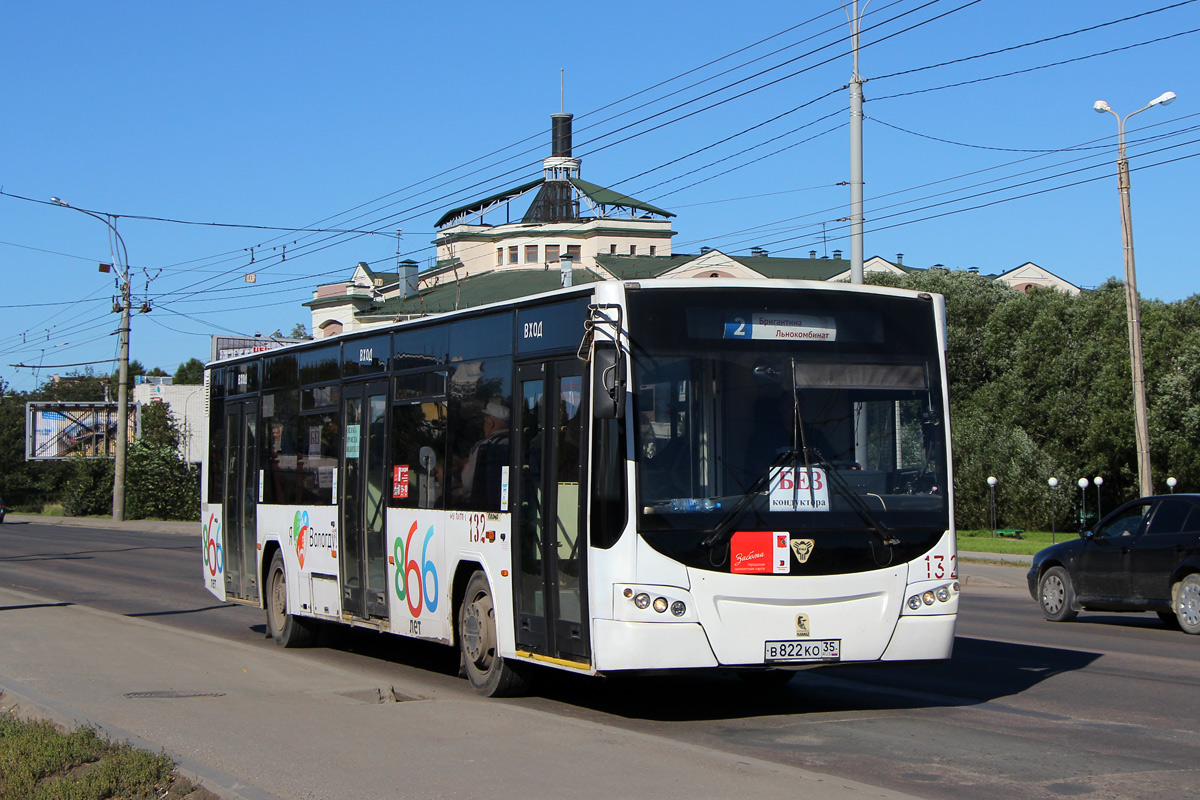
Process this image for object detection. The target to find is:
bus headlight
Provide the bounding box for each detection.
[905,582,958,613]
[616,585,695,622]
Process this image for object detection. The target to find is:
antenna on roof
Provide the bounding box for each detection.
[560,68,564,113]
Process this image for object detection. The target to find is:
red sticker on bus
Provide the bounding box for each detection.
[394,465,409,498]
[731,530,791,574]
[731,531,773,573]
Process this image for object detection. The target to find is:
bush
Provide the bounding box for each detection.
[125,440,200,521]
[61,456,114,517]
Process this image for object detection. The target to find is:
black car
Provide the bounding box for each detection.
[1028,494,1200,634]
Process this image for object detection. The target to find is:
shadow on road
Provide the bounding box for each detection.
[303,628,1101,721]
[0,602,74,612]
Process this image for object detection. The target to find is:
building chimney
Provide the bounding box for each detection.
[896,253,904,266]
[809,250,817,259]
[968,266,979,274]
[833,249,843,260]
[400,259,419,299]
[700,246,712,254]
[560,253,574,288]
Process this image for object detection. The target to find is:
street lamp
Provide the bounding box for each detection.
[1048,477,1059,544]
[1078,477,1090,530]
[987,476,998,537]
[1167,477,1178,494]
[51,197,131,523]
[1093,91,1177,499]
[1094,475,1104,521]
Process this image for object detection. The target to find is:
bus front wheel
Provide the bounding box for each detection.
[266,549,316,648]
[459,571,530,697]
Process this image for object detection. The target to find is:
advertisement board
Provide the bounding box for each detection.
[25,402,137,461]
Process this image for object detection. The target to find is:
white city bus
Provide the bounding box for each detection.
[201,278,957,695]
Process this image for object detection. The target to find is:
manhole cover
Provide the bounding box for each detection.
[124,691,226,699]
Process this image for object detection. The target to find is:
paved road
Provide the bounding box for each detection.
[3,518,1198,799]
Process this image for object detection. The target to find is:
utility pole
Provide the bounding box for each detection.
[847,0,866,284]
[51,198,132,521]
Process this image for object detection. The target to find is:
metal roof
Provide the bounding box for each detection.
[569,178,674,219]
[434,178,544,229]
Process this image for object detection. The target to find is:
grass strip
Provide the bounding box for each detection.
[0,714,199,800]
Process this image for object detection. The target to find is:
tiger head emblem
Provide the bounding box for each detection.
[790,538,815,563]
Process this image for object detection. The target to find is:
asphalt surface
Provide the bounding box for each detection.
[1,514,925,800]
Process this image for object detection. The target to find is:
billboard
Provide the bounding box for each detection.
[25,402,137,461]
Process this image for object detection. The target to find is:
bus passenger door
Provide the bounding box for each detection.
[514,360,590,663]
[223,399,259,602]
[340,381,391,621]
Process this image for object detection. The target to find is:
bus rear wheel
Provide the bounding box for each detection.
[266,549,316,648]
[459,571,530,697]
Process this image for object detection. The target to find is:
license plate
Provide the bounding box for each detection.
[764,639,841,663]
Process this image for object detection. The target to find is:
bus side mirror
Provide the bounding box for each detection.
[593,344,625,420]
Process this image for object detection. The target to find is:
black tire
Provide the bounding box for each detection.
[1173,574,1200,635]
[1038,566,1078,622]
[459,570,530,697]
[737,669,796,688]
[265,549,316,648]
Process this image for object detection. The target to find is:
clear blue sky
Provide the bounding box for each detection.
[2,1,1197,392]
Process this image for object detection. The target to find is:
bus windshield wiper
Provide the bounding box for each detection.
[804,446,900,549]
[701,447,900,551]
[700,448,796,549]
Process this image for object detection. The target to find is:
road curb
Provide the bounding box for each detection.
[4,514,197,536]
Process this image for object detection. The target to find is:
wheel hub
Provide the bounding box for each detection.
[1180,582,1200,627]
[462,604,484,662]
[1042,576,1064,614]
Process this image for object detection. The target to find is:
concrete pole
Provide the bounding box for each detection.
[51,199,131,522]
[1094,92,1174,498]
[849,0,865,285]
[113,275,131,522]
[1115,147,1153,498]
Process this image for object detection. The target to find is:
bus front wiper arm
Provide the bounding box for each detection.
[805,447,900,549]
[700,448,797,550]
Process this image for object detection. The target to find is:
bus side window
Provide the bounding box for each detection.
[446,358,512,512]
[590,416,627,549]
[260,388,300,504]
[391,399,447,509]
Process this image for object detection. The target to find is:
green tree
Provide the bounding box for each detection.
[173,358,204,385]
[125,438,199,520]
[290,322,311,340]
[139,400,181,450]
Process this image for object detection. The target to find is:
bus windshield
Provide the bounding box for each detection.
[627,287,949,539]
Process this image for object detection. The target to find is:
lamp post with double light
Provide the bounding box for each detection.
[51,197,131,522]
[1093,91,1177,499]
